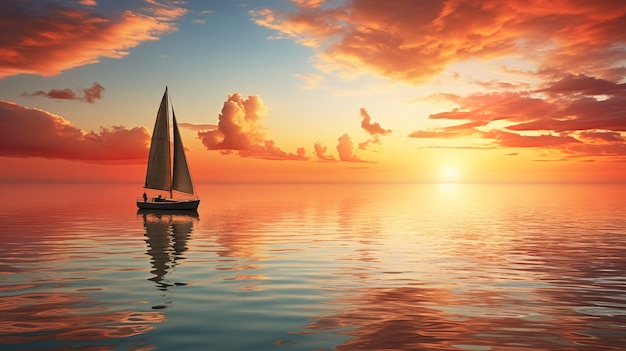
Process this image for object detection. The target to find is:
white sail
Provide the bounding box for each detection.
[171,110,195,195]
[144,88,171,191]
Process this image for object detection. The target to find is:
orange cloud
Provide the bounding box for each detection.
[337,133,371,163]
[313,141,336,161]
[360,108,390,136]
[292,0,325,8]
[254,0,625,162]
[358,108,391,151]
[0,101,149,163]
[482,130,580,148]
[314,108,390,162]
[22,82,105,103]
[239,141,307,161]
[579,131,624,143]
[0,2,185,78]
[409,73,626,157]
[178,122,218,131]
[252,0,625,84]
[507,75,626,133]
[537,73,626,96]
[198,93,307,161]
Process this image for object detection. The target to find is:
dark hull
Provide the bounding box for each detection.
[136,208,199,218]
[137,199,200,210]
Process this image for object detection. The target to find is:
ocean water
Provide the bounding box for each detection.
[1,182,625,351]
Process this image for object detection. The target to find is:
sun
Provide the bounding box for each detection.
[441,165,460,183]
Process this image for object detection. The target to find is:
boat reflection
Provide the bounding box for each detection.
[139,210,198,291]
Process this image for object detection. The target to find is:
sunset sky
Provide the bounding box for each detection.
[1,0,625,183]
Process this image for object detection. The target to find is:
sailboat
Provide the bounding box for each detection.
[137,87,200,211]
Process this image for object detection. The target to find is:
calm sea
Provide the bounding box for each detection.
[1,183,625,351]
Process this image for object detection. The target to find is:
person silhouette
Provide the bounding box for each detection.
[143,192,147,202]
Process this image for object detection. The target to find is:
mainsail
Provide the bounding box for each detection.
[144,89,171,191]
[171,110,195,195]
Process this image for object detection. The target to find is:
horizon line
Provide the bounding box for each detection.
[2,180,625,185]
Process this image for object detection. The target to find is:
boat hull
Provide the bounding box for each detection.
[137,199,200,210]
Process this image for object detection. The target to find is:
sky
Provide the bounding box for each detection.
[1,0,625,183]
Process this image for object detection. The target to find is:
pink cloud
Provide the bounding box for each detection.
[565,143,626,158]
[507,80,626,133]
[408,130,462,139]
[579,131,624,143]
[22,82,105,103]
[0,100,149,163]
[198,93,307,161]
[408,120,485,139]
[255,1,626,161]
[0,2,185,78]
[409,73,626,157]
[253,1,626,161]
[429,92,554,124]
[473,79,531,91]
[536,74,626,96]
[481,130,580,148]
[24,88,76,100]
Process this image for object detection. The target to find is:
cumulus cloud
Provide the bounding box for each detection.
[254,1,626,157]
[252,0,625,161]
[0,101,150,162]
[22,82,105,103]
[336,133,371,163]
[314,108,391,162]
[313,141,336,161]
[0,1,186,78]
[198,93,307,161]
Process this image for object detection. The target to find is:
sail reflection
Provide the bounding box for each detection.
[140,210,198,291]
